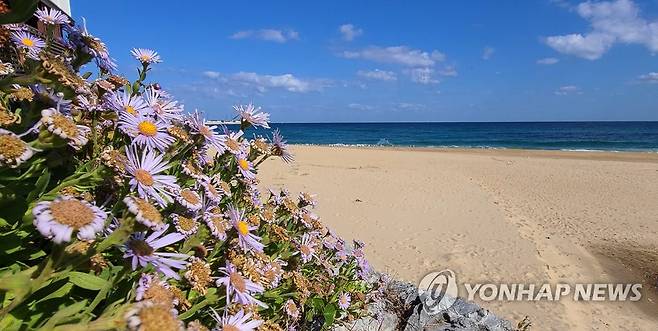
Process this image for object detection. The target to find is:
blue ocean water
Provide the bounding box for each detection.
[243,122,658,152]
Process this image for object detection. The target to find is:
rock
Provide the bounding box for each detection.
[333,274,514,331]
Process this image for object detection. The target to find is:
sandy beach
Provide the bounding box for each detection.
[260,145,658,330]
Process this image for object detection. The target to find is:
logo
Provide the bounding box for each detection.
[418,269,458,315]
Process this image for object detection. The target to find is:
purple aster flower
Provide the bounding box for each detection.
[295,209,318,229]
[262,259,286,288]
[227,205,264,252]
[271,129,294,163]
[203,211,229,241]
[224,130,247,155]
[200,178,223,203]
[181,159,209,181]
[216,263,266,307]
[210,309,263,331]
[75,95,102,112]
[123,196,166,231]
[246,184,263,208]
[0,129,36,168]
[235,153,255,180]
[299,192,317,207]
[123,224,189,279]
[135,273,178,307]
[33,196,107,244]
[124,146,180,207]
[31,85,73,114]
[11,30,45,59]
[296,233,317,263]
[40,108,90,149]
[124,301,183,331]
[175,188,203,212]
[284,299,300,320]
[144,87,183,122]
[131,48,162,64]
[186,111,227,154]
[338,293,351,310]
[171,213,199,237]
[65,21,117,71]
[105,90,149,116]
[234,103,269,129]
[119,112,175,152]
[35,7,70,25]
[0,60,14,75]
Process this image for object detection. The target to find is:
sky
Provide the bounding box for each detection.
[73,0,658,122]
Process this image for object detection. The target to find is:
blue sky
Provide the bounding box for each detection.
[73,0,658,122]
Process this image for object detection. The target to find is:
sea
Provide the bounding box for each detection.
[241,122,658,152]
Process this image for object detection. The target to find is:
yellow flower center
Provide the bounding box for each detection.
[238,159,249,171]
[206,184,218,197]
[135,169,155,186]
[220,181,231,194]
[300,245,311,256]
[229,272,247,293]
[199,125,213,138]
[176,216,196,232]
[236,221,249,235]
[0,134,26,160]
[226,138,239,151]
[132,197,162,223]
[140,54,151,62]
[52,114,79,138]
[223,325,239,331]
[180,189,200,205]
[50,199,95,229]
[186,260,212,293]
[137,304,179,331]
[125,105,136,115]
[138,121,158,137]
[21,38,34,47]
[211,217,228,235]
[144,283,174,307]
[128,239,154,256]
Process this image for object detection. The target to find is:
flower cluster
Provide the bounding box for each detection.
[0,5,370,331]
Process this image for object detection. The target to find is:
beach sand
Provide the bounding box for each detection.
[259,145,658,330]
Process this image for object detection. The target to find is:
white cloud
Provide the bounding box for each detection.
[395,102,427,111]
[348,103,374,110]
[202,71,222,79]
[230,29,299,43]
[431,50,446,62]
[203,71,326,93]
[406,67,439,84]
[545,0,658,60]
[554,85,583,95]
[437,65,458,77]
[638,72,658,83]
[341,46,444,67]
[357,69,397,81]
[536,57,560,65]
[482,46,495,60]
[339,24,363,41]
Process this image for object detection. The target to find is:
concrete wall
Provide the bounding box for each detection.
[46,0,71,17]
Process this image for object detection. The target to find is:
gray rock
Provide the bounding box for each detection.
[334,275,515,331]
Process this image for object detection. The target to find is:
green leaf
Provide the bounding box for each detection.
[323,304,337,327]
[68,272,107,291]
[0,0,39,24]
[40,300,87,330]
[34,282,73,304]
[26,169,50,202]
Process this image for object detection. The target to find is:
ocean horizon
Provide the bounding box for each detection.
[241,121,658,152]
